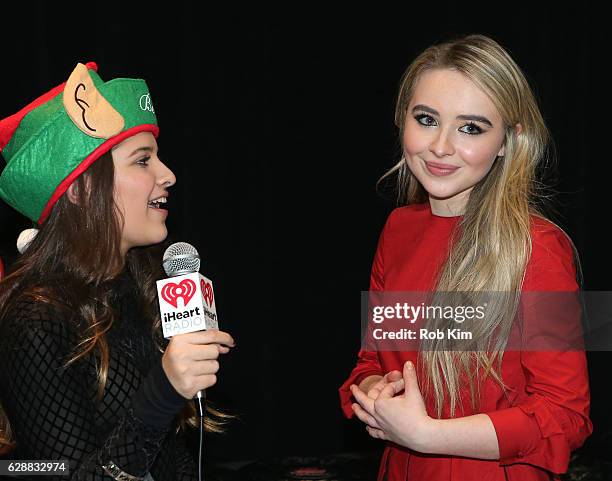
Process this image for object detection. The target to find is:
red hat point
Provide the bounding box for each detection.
[0,62,98,152]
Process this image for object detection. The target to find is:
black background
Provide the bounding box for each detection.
[0,2,608,468]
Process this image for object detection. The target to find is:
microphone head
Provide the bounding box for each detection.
[163,242,201,276]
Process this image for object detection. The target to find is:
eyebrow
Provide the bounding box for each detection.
[128,146,155,158]
[412,104,494,127]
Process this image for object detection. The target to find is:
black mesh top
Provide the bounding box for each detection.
[0,270,200,480]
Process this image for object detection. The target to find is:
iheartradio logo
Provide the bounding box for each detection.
[161,279,197,308]
[157,272,219,337]
[201,279,214,308]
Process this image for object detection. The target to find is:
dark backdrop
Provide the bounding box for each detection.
[0,3,608,468]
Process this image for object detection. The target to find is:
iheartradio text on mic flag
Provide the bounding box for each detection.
[156,272,218,338]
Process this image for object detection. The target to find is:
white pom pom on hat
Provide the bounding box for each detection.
[17,228,39,254]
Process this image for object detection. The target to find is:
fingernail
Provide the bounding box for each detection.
[406,361,413,369]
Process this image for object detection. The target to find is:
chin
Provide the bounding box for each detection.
[415,179,461,200]
[426,188,462,200]
[152,230,169,245]
[141,228,169,248]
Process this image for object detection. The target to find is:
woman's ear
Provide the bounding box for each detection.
[66,183,79,205]
[497,123,523,157]
[513,123,523,139]
[66,177,92,205]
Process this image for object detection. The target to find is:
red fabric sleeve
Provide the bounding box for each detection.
[339,349,383,418]
[486,221,593,474]
[338,214,388,418]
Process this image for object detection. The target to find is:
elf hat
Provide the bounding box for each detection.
[0,62,159,225]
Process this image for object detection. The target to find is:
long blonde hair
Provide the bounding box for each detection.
[381,34,553,417]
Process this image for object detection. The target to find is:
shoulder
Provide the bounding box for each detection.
[529,214,575,264]
[0,296,81,356]
[383,203,430,232]
[525,214,578,290]
[2,295,72,324]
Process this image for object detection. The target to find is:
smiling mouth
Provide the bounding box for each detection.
[148,196,168,209]
[424,160,460,176]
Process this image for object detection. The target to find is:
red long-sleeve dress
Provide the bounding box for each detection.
[339,203,592,481]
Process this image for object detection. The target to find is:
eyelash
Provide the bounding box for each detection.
[414,114,484,135]
[136,156,151,166]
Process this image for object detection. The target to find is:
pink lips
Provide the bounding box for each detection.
[424,160,460,176]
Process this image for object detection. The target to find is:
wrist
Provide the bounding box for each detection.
[131,360,187,429]
[413,416,440,454]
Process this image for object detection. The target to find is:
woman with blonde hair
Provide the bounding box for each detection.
[340,34,592,480]
[0,62,235,480]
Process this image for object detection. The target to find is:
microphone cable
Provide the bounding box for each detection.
[196,392,206,481]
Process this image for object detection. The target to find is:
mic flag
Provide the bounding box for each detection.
[156,272,218,338]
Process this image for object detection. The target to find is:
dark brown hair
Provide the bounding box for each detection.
[0,151,229,449]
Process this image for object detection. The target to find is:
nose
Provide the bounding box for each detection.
[429,127,455,158]
[156,159,177,188]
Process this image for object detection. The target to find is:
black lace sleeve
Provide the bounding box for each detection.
[0,300,188,480]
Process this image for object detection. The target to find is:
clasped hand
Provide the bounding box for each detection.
[350,361,433,453]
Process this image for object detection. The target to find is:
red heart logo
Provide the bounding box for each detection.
[200,279,214,308]
[161,279,196,308]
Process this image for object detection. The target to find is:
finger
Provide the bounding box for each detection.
[191,344,222,361]
[190,330,236,347]
[351,403,381,429]
[402,361,418,396]
[219,345,230,354]
[402,361,427,410]
[378,378,405,400]
[192,359,220,376]
[368,370,403,400]
[384,370,403,382]
[350,384,376,416]
[367,383,384,400]
[194,373,218,391]
[366,425,388,441]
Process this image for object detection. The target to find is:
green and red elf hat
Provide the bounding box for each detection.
[0,61,159,225]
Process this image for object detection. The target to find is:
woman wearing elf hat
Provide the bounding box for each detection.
[0,62,235,480]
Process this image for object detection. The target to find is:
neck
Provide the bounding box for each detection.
[111,251,127,277]
[428,188,472,217]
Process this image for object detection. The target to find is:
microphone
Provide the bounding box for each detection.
[160,242,219,405]
[162,242,201,277]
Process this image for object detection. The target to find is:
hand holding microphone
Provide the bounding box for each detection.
[156,242,233,403]
[161,329,235,399]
